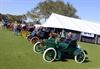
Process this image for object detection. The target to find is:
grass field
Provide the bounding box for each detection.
[0,29,100,69]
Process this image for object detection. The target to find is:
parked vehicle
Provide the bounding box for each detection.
[33,38,88,63]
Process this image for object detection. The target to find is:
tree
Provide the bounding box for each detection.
[28,0,79,21]
[7,14,26,23]
[0,13,2,21]
[26,11,39,21]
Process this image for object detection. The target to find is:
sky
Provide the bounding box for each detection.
[0,0,100,23]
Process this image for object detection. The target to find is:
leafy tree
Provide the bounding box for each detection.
[28,0,79,21]
[0,13,2,21]
[6,14,26,23]
[26,11,39,21]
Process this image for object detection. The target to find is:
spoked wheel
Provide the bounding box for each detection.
[31,36,39,44]
[27,35,32,41]
[33,42,44,54]
[75,51,86,63]
[43,48,57,62]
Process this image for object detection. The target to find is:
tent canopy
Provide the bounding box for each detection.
[42,13,100,35]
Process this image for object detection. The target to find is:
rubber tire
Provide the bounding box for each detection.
[31,36,39,44]
[33,42,43,54]
[75,51,86,63]
[43,48,57,62]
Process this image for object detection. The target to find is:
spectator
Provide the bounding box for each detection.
[60,30,65,38]
[65,32,73,43]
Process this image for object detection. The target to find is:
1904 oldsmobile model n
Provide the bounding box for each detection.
[33,33,88,63]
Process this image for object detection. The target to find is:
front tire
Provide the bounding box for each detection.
[43,48,57,62]
[75,51,86,63]
[33,42,44,54]
[31,36,39,44]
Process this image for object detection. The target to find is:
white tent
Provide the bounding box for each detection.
[42,14,64,28]
[42,13,100,35]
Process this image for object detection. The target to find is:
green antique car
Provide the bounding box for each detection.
[33,38,87,63]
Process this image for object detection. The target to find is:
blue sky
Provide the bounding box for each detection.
[0,0,100,23]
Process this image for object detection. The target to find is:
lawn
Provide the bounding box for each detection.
[0,29,100,69]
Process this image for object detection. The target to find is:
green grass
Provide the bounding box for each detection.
[0,29,100,69]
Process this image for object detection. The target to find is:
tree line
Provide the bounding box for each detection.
[0,0,79,23]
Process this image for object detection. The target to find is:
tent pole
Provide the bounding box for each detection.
[95,35,98,44]
[79,34,81,42]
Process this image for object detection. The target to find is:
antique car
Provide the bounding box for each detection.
[33,38,87,63]
[27,35,39,44]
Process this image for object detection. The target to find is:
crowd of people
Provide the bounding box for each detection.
[0,21,80,45]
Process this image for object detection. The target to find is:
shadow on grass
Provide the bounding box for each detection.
[54,59,91,63]
[54,59,67,62]
[83,59,91,63]
[54,55,91,63]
